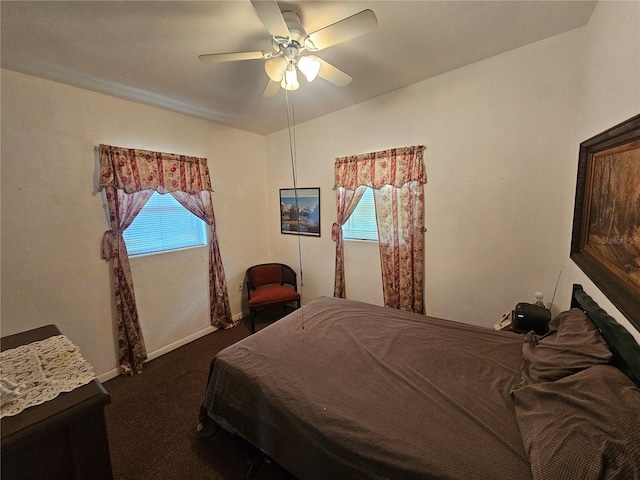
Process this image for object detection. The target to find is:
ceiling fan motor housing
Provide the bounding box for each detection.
[268,11,308,66]
[283,12,306,41]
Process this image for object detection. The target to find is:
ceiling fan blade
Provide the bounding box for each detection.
[306,9,377,51]
[262,79,281,97]
[317,58,352,87]
[198,51,272,63]
[251,0,290,38]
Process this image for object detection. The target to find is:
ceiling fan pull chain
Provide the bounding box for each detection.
[285,89,305,327]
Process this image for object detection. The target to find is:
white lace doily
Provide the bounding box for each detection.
[0,334,96,418]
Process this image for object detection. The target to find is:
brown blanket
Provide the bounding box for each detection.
[200,296,532,480]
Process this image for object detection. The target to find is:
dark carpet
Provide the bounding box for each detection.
[103,309,298,480]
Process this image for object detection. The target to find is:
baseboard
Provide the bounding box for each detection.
[98,369,120,383]
[146,325,218,363]
[97,311,245,383]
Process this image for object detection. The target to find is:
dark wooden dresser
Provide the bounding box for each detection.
[1,325,113,480]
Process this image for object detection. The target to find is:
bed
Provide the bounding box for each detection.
[199,284,640,480]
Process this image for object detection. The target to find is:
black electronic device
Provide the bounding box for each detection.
[511,303,551,334]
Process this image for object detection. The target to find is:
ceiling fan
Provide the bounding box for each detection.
[198,0,378,97]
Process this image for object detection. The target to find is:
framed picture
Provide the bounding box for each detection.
[571,114,640,329]
[280,188,321,237]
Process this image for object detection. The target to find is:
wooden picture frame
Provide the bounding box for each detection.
[280,188,321,237]
[571,114,640,329]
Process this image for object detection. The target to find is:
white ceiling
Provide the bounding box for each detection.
[1,1,597,135]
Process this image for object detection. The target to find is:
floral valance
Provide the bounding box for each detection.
[334,145,426,190]
[99,144,212,194]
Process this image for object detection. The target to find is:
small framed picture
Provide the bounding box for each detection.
[280,188,320,237]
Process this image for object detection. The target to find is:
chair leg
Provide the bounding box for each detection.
[250,309,256,334]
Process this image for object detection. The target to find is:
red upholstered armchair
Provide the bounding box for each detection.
[246,263,301,333]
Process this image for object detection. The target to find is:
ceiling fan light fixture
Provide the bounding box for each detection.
[298,55,321,82]
[281,78,300,91]
[265,56,286,82]
[282,63,299,90]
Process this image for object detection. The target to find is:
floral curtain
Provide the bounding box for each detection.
[171,190,234,327]
[100,188,153,375]
[373,181,424,312]
[99,144,233,375]
[331,185,367,298]
[333,145,426,312]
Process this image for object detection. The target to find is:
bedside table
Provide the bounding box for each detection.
[1,325,113,480]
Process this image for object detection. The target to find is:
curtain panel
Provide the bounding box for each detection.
[333,145,426,313]
[373,182,425,313]
[99,145,233,375]
[100,188,153,375]
[331,185,367,298]
[171,190,234,327]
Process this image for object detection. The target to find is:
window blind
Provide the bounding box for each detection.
[123,192,207,256]
[343,187,379,241]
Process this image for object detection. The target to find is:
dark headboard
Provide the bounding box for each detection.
[571,284,640,387]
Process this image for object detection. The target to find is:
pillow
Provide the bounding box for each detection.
[519,308,612,386]
[513,364,640,480]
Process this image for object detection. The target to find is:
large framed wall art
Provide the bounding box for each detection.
[571,114,640,328]
[280,188,321,237]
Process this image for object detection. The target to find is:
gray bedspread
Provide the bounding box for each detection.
[200,296,532,480]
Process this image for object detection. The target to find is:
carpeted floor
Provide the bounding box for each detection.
[103,309,298,480]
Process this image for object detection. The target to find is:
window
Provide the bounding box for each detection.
[123,192,207,256]
[343,187,378,241]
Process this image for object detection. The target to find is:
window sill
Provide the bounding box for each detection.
[128,243,209,259]
[344,238,378,243]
